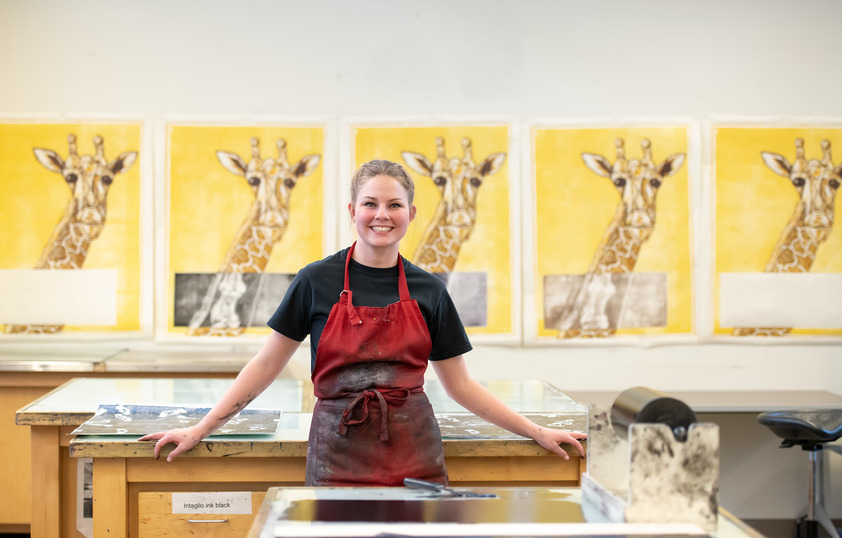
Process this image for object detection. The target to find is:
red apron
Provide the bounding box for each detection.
[304,242,448,487]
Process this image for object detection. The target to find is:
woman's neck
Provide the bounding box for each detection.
[351,243,400,268]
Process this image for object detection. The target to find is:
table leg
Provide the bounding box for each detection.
[93,458,127,538]
[30,426,60,538]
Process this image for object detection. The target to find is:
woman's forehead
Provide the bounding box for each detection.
[358,175,410,197]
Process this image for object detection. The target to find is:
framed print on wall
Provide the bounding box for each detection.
[162,121,327,339]
[0,120,146,337]
[713,124,842,338]
[347,121,519,341]
[525,122,695,343]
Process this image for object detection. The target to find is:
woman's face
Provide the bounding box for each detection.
[349,174,416,257]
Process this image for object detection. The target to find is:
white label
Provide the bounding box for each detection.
[720,272,842,328]
[171,492,252,514]
[0,269,117,324]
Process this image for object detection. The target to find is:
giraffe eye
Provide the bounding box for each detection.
[830,179,840,189]
[792,177,806,187]
[65,173,78,183]
[613,177,626,187]
[284,178,295,189]
[649,178,661,188]
[433,176,447,187]
[101,175,113,185]
[247,176,261,186]
[469,177,481,188]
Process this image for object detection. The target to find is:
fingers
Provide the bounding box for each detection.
[566,437,585,458]
[137,431,177,461]
[550,443,571,460]
[166,444,188,463]
[536,427,587,459]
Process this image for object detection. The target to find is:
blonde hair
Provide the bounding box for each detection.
[350,159,415,205]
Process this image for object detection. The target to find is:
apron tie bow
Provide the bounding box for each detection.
[338,388,411,442]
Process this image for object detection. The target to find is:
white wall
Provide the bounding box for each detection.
[1,0,841,520]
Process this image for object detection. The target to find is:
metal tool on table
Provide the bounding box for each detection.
[581,386,719,531]
[403,477,498,498]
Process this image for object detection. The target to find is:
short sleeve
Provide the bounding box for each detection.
[266,267,312,342]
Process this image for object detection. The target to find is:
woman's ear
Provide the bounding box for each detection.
[409,204,417,222]
[348,202,355,222]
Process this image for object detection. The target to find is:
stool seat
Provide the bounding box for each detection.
[758,409,842,445]
[757,409,841,538]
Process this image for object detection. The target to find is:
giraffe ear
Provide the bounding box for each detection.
[33,148,64,173]
[109,152,138,175]
[292,154,321,177]
[658,153,685,177]
[477,152,507,177]
[835,162,842,178]
[761,152,792,177]
[401,151,434,177]
[216,151,248,176]
[581,153,612,178]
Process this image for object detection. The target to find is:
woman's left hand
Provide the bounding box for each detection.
[531,427,587,460]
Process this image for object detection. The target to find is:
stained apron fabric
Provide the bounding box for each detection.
[305,242,448,486]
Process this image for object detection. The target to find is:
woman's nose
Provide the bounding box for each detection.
[375,205,388,218]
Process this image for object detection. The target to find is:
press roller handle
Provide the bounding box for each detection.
[611,386,697,442]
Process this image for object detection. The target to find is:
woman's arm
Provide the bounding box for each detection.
[431,355,586,460]
[138,330,301,462]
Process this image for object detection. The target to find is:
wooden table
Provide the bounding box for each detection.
[29,378,586,538]
[3,348,265,536]
[16,376,305,538]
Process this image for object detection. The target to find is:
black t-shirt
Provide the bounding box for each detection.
[267,248,473,371]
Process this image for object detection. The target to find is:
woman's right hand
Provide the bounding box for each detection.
[138,426,205,462]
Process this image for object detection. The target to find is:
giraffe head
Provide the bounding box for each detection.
[216,137,320,242]
[582,138,685,242]
[761,138,841,243]
[33,134,137,239]
[402,136,506,243]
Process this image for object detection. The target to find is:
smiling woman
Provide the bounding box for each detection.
[139,158,586,488]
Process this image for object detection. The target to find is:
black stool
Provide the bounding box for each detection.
[757,409,842,538]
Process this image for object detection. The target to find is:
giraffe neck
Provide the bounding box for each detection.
[36,214,93,270]
[589,210,644,274]
[413,209,465,272]
[219,208,286,273]
[765,220,821,273]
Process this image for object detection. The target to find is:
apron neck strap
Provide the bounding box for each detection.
[343,242,411,323]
